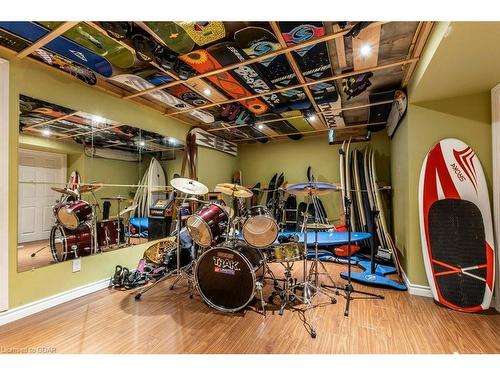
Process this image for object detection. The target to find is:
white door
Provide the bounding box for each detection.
[18,149,67,243]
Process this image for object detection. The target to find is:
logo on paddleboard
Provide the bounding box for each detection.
[69,49,88,62]
[452,147,478,191]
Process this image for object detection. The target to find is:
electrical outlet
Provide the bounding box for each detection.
[72,258,81,273]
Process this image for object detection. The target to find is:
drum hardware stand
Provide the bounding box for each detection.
[321,149,384,317]
[277,191,337,338]
[30,243,50,258]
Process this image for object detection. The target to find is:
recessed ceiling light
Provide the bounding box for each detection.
[92,115,105,124]
[168,137,176,144]
[42,129,51,136]
[203,88,211,96]
[257,123,264,130]
[360,44,371,56]
[308,114,316,121]
[139,141,145,147]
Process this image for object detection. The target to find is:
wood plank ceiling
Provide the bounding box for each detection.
[0,21,433,144]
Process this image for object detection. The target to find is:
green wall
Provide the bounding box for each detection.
[390,92,493,285]
[2,49,192,308]
[237,132,391,224]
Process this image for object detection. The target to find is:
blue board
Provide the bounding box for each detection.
[278,231,371,246]
[0,22,113,77]
[340,260,407,291]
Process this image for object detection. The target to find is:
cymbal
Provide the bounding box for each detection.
[79,182,103,194]
[51,186,78,198]
[286,182,338,196]
[306,223,336,230]
[170,178,208,196]
[215,183,253,198]
[100,196,127,201]
[119,204,138,217]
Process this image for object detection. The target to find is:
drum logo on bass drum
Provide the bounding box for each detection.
[213,255,241,275]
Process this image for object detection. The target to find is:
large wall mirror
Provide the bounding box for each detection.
[17,94,184,272]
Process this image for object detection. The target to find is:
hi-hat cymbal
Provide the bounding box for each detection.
[79,182,103,194]
[215,183,253,198]
[306,223,336,230]
[100,196,127,201]
[51,186,78,198]
[170,178,208,196]
[286,182,338,196]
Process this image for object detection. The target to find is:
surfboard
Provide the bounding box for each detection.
[370,148,389,250]
[419,138,495,312]
[353,149,366,231]
[147,158,167,217]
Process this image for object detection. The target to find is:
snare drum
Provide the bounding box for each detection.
[271,242,303,263]
[242,206,278,248]
[56,200,93,230]
[186,203,228,247]
[50,222,94,263]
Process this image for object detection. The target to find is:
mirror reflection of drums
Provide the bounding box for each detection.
[49,185,126,263]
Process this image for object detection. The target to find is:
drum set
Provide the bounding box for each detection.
[48,184,131,263]
[135,177,342,338]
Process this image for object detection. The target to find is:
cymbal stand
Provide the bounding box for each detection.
[277,193,337,338]
[321,148,384,316]
[168,194,195,296]
[90,191,100,254]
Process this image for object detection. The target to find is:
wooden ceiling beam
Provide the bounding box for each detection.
[207,99,395,132]
[17,22,79,59]
[269,21,327,130]
[402,22,434,87]
[123,21,387,100]
[22,111,80,129]
[232,121,385,143]
[164,58,417,117]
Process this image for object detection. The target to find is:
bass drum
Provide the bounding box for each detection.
[195,242,264,313]
[50,222,94,263]
[242,206,278,248]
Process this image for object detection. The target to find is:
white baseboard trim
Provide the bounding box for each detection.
[0,277,111,326]
[402,271,433,298]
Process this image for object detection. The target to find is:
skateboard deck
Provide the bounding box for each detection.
[144,22,195,54]
[278,22,344,127]
[0,22,113,77]
[39,22,135,69]
[109,74,214,124]
[234,26,307,103]
[208,42,288,108]
[177,22,225,46]
[255,113,302,140]
[180,49,268,114]
[0,29,97,85]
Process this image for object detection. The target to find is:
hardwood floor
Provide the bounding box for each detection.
[0,262,499,354]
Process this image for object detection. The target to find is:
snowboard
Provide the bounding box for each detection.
[180,49,269,115]
[265,173,278,209]
[285,195,298,231]
[277,22,344,128]
[144,22,195,54]
[108,74,214,124]
[255,113,302,140]
[39,22,135,69]
[207,42,289,108]
[234,26,307,103]
[0,22,113,77]
[177,22,226,46]
[273,172,285,219]
[0,29,97,85]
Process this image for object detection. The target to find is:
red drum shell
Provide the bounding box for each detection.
[56,200,93,230]
[186,203,228,247]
